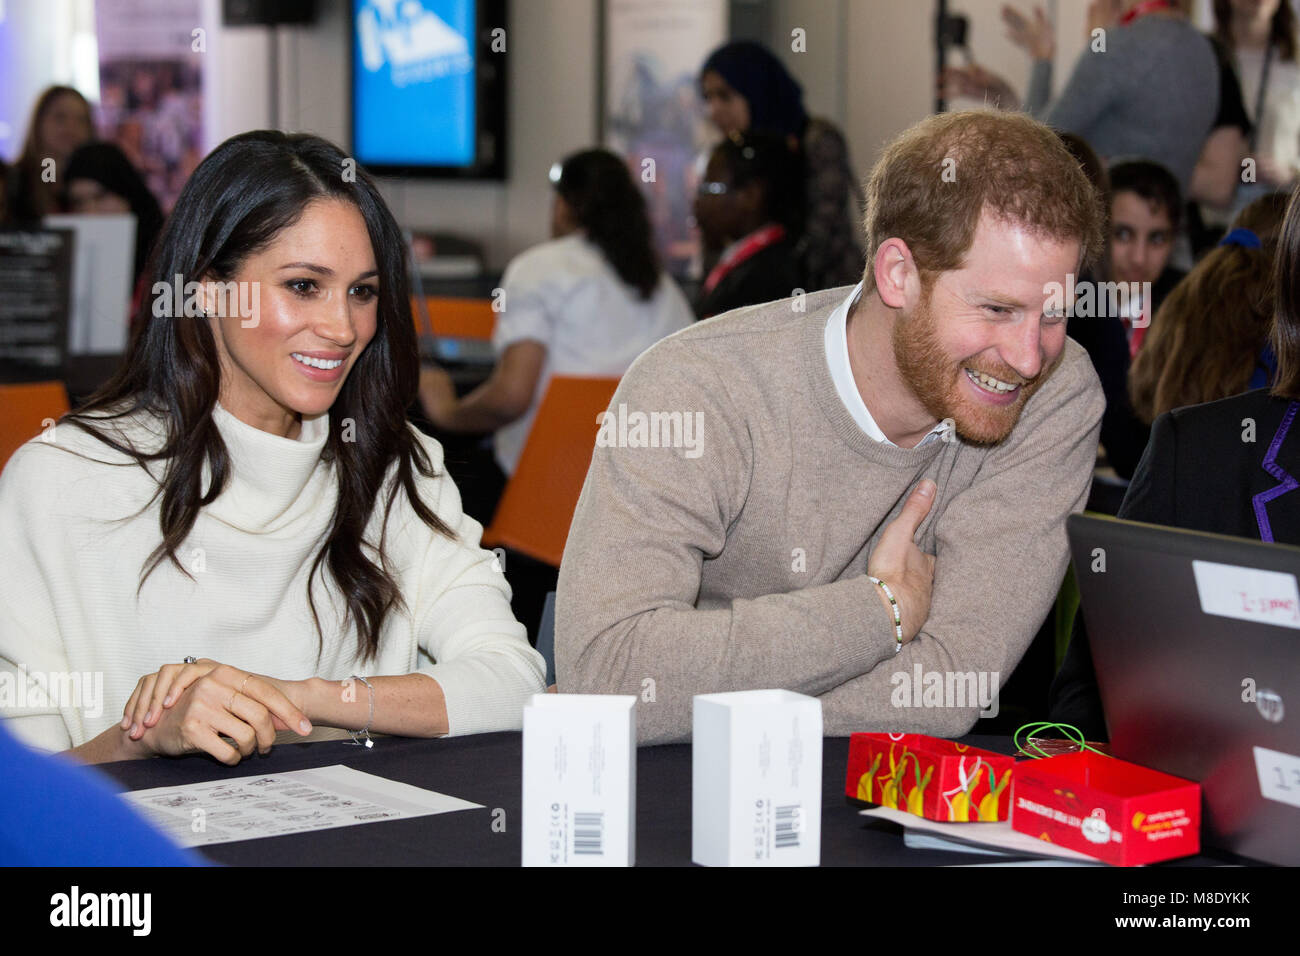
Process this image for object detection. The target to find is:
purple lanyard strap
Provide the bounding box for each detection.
[1252,401,1300,543]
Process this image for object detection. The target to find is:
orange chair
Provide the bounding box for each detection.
[482,375,620,567]
[0,381,71,473]
[410,297,496,340]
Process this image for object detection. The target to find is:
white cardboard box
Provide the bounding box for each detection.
[692,689,822,866]
[522,694,636,866]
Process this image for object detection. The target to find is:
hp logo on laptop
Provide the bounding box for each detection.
[1257,690,1285,723]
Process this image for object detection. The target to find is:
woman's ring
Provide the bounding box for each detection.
[184,656,198,664]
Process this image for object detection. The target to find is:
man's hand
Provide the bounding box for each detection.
[867,479,938,644]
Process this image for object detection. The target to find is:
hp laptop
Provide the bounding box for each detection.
[1068,512,1300,865]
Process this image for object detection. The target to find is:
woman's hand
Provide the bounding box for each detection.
[419,364,457,427]
[122,659,312,765]
[1002,5,1054,61]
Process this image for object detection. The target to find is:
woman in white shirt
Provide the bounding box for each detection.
[418,148,693,478]
[0,131,545,764]
[1214,0,1300,205]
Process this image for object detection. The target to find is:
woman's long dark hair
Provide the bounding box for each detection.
[1214,0,1297,62]
[554,149,660,299]
[1130,191,1289,421]
[58,130,453,663]
[1272,187,1300,399]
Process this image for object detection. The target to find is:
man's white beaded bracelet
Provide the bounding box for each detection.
[867,576,903,653]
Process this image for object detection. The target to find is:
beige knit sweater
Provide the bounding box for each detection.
[556,287,1105,744]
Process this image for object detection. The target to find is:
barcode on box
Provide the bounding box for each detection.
[775,804,801,849]
[573,811,604,856]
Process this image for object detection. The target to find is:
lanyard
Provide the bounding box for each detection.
[702,224,787,295]
[1250,42,1275,152]
[1119,0,1173,26]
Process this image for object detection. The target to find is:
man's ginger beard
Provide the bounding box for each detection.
[891,283,1062,445]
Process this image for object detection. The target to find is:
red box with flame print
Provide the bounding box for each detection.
[845,733,1015,822]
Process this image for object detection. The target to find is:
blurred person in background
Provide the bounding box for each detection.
[419,148,692,496]
[1067,159,1187,480]
[1051,186,1300,740]
[700,40,862,291]
[944,2,1231,209]
[4,85,94,222]
[1130,189,1289,423]
[1053,131,1147,486]
[1213,0,1300,208]
[64,141,165,319]
[693,130,804,319]
[1106,159,1188,336]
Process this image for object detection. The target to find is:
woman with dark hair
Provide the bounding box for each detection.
[1130,190,1289,423]
[419,147,691,482]
[1214,0,1300,205]
[4,85,94,222]
[693,130,804,319]
[699,40,863,291]
[0,130,545,763]
[64,141,165,296]
[1050,185,1300,739]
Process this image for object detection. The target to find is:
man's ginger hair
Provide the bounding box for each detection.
[862,110,1106,293]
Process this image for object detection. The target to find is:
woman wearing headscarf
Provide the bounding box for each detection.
[699,40,863,292]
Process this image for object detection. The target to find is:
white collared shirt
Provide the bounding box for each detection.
[824,282,952,447]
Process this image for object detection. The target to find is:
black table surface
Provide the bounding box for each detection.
[95,732,1232,867]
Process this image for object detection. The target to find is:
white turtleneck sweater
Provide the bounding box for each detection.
[0,402,546,753]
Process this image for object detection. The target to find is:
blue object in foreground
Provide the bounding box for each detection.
[0,720,200,866]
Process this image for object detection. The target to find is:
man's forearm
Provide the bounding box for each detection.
[556,574,900,744]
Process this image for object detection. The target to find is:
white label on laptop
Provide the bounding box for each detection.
[1253,747,1300,809]
[1191,560,1300,629]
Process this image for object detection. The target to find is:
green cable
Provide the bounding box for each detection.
[1012,720,1107,758]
